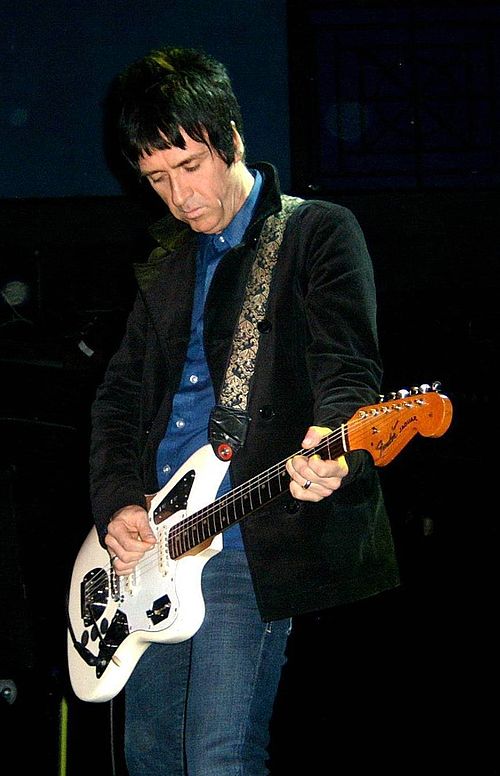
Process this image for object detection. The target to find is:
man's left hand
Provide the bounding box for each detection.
[286,426,348,502]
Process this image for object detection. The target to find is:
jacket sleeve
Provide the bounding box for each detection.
[298,201,384,480]
[89,291,150,544]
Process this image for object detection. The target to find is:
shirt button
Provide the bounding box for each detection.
[176,419,186,429]
[189,374,199,384]
[162,464,171,474]
[218,235,225,244]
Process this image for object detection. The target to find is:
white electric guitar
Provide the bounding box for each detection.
[67,383,452,703]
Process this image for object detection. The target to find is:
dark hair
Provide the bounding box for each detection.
[114,46,244,170]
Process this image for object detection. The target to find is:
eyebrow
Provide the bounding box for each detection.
[140,150,208,177]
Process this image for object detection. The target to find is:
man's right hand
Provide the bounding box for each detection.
[104,505,157,575]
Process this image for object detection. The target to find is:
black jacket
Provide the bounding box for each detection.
[89,163,399,619]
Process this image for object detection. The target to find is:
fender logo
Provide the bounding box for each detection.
[399,415,417,433]
[375,415,418,455]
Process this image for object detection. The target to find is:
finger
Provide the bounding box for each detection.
[286,454,309,479]
[301,425,332,449]
[289,478,325,502]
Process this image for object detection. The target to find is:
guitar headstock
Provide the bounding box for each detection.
[346,382,453,466]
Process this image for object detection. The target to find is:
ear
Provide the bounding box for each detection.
[231,121,245,162]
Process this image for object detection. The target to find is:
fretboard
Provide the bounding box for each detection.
[167,428,346,559]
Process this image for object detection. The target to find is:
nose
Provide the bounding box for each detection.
[170,175,192,210]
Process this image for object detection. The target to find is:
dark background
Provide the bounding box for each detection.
[1,2,498,774]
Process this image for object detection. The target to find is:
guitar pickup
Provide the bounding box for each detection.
[146,594,171,625]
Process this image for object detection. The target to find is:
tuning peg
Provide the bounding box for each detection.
[410,386,420,395]
[432,381,442,392]
[384,391,397,401]
[419,383,431,393]
[396,388,410,399]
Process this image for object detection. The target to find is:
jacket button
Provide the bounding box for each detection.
[257,318,271,333]
[284,498,300,514]
[259,405,275,421]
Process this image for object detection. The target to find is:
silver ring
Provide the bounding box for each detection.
[302,479,312,490]
[110,555,118,564]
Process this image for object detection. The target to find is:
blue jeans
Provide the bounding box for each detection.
[124,550,291,775]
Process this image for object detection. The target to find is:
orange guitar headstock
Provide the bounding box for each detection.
[346,382,453,466]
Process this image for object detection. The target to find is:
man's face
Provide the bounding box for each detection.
[139,128,248,234]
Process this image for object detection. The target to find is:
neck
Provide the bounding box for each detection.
[234,162,255,210]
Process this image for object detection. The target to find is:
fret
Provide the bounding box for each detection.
[218,506,229,529]
[207,511,218,539]
[271,466,288,499]
[201,515,210,540]
[227,494,243,525]
[212,505,223,534]
[320,428,344,461]
[172,531,182,558]
[189,524,198,549]
[180,529,188,555]
[243,487,253,513]
[259,475,271,502]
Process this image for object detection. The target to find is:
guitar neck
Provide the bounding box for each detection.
[167,384,453,559]
[168,432,346,559]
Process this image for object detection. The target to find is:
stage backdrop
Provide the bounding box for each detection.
[1,0,290,198]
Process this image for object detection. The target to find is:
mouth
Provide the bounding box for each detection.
[182,207,205,220]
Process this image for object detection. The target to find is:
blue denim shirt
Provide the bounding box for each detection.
[156,169,262,548]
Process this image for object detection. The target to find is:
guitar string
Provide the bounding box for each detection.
[82,399,421,600]
[81,421,346,601]
[83,422,347,597]
[166,402,405,546]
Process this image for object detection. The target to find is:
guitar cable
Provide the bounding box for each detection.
[109,698,118,776]
[65,588,119,775]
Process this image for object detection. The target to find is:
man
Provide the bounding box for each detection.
[90,46,399,775]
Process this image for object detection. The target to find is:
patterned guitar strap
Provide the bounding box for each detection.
[209,194,303,462]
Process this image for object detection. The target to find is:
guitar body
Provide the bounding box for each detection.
[67,444,229,703]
